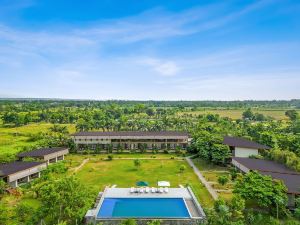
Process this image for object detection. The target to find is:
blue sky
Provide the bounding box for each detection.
[0,0,300,100]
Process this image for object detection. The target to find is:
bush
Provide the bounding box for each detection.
[179,164,186,173]
[107,155,113,161]
[218,175,229,186]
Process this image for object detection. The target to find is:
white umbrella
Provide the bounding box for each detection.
[157,181,170,187]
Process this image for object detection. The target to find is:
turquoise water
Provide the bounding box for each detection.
[97,198,190,218]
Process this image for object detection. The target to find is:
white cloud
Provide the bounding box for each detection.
[139,58,180,76]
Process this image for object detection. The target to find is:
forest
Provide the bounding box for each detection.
[1,99,300,225]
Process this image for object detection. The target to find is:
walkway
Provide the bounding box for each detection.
[185,156,218,200]
[73,158,89,173]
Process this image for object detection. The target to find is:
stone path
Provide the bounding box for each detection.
[185,156,218,200]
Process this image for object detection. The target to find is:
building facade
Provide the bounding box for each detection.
[0,161,47,187]
[72,131,189,151]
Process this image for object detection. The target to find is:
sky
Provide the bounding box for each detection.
[0,0,300,100]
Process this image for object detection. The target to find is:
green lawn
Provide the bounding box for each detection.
[67,155,214,208]
[0,123,75,158]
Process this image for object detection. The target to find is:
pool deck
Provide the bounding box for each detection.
[105,187,191,198]
[85,187,206,224]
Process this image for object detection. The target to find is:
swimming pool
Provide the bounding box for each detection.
[97,198,190,218]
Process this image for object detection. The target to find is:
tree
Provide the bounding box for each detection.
[179,164,186,173]
[211,144,231,165]
[15,202,34,223]
[0,179,6,194]
[218,175,229,186]
[38,176,94,224]
[133,159,141,168]
[120,219,137,225]
[285,110,298,121]
[234,171,287,214]
[242,108,254,120]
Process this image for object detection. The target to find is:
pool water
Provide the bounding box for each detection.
[97,198,190,218]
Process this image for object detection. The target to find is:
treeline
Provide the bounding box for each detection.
[1,99,300,110]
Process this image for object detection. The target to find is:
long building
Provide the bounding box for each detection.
[0,161,47,188]
[72,131,189,151]
[18,147,69,164]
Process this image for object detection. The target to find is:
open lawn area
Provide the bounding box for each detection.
[66,154,214,208]
[0,123,75,158]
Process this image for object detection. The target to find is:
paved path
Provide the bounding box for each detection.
[185,156,218,200]
[73,158,89,173]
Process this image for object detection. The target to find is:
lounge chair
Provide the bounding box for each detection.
[130,187,135,193]
[151,187,156,193]
[164,187,169,193]
[145,187,150,193]
[159,187,164,193]
[140,187,144,193]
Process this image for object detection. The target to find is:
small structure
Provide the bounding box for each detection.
[0,161,47,187]
[223,136,270,158]
[158,181,170,187]
[18,147,69,164]
[232,157,300,207]
[85,187,205,225]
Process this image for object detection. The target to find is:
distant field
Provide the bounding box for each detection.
[0,123,75,158]
[67,155,214,208]
[178,109,300,120]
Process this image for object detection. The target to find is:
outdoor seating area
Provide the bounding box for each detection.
[130,186,169,194]
[129,180,170,194]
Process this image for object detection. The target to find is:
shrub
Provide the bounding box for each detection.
[218,175,229,186]
[107,155,113,161]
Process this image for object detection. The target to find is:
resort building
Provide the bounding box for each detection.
[232,157,300,207]
[18,147,69,164]
[85,187,205,225]
[0,161,47,187]
[223,136,270,158]
[72,131,189,152]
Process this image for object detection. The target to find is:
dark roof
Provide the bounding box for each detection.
[233,157,300,194]
[261,172,300,194]
[72,131,189,137]
[18,147,68,158]
[0,161,46,176]
[223,136,270,149]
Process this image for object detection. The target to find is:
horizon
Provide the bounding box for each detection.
[1,0,300,100]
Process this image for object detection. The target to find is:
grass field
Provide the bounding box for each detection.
[178,109,300,120]
[0,123,75,158]
[66,154,214,208]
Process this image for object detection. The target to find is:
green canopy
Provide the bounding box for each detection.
[136,181,149,186]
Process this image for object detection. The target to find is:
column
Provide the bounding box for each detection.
[26,176,30,183]
[10,180,18,188]
[55,157,58,163]
[37,172,41,178]
[62,154,65,160]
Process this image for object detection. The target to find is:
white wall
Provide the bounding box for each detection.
[234,147,258,158]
